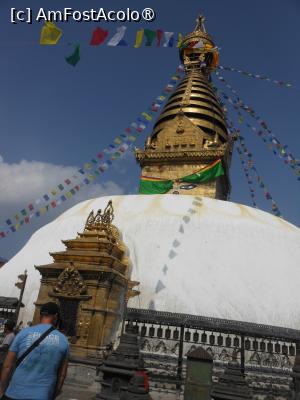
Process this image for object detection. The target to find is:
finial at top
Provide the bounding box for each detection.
[195,14,206,33]
[84,200,114,231]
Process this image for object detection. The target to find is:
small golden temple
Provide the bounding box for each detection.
[33,201,139,358]
[136,15,232,199]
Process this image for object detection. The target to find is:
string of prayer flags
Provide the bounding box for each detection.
[90,27,109,46]
[0,64,185,239]
[213,74,300,178]
[237,134,282,217]
[107,26,127,46]
[218,65,292,88]
[65,44,80,66]
[40,21,62,45]
[235,141,258,208]
[134,29,144,48]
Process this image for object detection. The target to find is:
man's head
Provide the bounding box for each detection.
[4,319,15,334]
[40,302,60,326]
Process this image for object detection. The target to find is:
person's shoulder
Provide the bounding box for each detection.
[55,330,69,346]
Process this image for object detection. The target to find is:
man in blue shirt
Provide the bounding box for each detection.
[0,302,69,400]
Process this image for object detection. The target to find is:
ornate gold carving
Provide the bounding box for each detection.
[125,280,140,303]
[53,263,87,297]
[85,200,114,231]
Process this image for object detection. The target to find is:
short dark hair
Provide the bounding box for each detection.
[4,319,15,331]
[40,302,60,317]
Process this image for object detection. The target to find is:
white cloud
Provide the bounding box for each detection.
[0,159,124,221]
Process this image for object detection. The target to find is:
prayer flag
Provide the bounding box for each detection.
[139,176,173,195]
[134,29,144,48]
[144,29,156,46]
[177,33,183,48]
[89,27,108,46]
[156,30,163,47]
[51,201,57,208]
[21,209,27,216]
[114,138,122,144]
[97,152,104,159]
[65,179,71,185]
[58,184,64,190]
[181,159,224,184]
[40,21,62,45]
[107,26,127,46]
[6,219,11,226]
[141,112,152,121]
[163,32,174,47]
[66,44,80,67]
[43,194,50,201]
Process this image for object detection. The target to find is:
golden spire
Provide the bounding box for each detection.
[135,14,232,200]
[194,14,206,32]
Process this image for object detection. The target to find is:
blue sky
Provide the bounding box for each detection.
[0,0,299,259]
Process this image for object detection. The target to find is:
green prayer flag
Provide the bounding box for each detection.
[66,44,80,66]
[144,29,157,46]
[139,177,173,194]
[181,160,224,184]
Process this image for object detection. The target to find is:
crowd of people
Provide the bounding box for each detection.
[0,302,69,400]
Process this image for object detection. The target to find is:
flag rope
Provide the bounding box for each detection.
[0,65,185,239]
[217,65,292,88]
[213,72,300,179]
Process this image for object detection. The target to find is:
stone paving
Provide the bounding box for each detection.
[57,383,180,400]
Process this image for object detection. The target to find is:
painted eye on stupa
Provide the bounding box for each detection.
[179,184,197,190]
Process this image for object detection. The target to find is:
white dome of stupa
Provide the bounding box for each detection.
[0,195,299,329]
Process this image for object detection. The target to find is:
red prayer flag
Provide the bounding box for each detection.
[51,201,57,208]
[90,27,108,46]
[156,30,163,47]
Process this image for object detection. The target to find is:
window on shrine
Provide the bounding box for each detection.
[59,299,79,338]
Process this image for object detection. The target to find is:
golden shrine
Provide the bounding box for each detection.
[33,201,139,358]
[135,15,232,199]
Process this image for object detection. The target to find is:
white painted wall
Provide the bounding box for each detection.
[0,195,299,329]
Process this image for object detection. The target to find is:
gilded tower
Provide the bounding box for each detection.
[33,201,139,359]
[136,16,232,199]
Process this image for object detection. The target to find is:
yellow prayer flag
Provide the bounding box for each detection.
[40,207,47,215]
[134,29,144,48]
[177,33,183,48]
[66,191,72,199]
[40,21,62,45]
[142,112,152,121]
